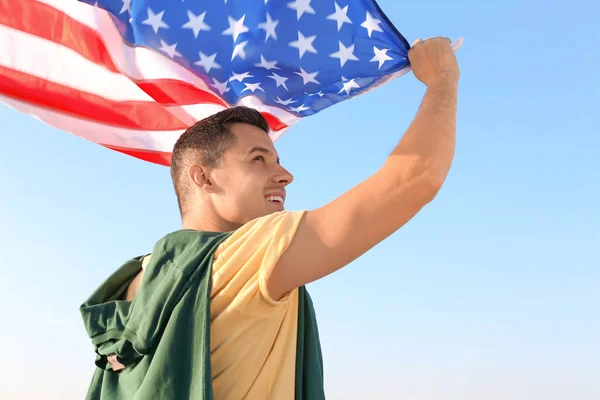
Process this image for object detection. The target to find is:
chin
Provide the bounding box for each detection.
[240,203,284,225]
[257,205,283,219]
[267,202,285,212]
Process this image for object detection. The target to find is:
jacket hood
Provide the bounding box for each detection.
[80,230,229,371]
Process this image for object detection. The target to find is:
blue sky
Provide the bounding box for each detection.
[1,0,598,399]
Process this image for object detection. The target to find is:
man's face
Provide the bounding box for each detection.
[206,123,294,227]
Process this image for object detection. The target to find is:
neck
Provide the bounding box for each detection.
[182,210,240,233]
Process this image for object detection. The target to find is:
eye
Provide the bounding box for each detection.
[253,155,265,162]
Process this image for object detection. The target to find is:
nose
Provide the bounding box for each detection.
[274,164,294,186]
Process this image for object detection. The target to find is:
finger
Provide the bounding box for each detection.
[411,38,422,47]
[425,36,452,43]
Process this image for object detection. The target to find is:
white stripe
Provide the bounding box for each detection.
[1,92,290,152]
[172,103,292,141]
[0,25,297,130]
[0,25,156,102]
[269,127,290,142]
[173,99,300,129]
[166,104,228,127]
[36,0,217,90]
[235,96,300,127]
[33,0,301,124]
[0,94,183,152]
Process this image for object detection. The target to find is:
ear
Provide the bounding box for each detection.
[188,164,218,193]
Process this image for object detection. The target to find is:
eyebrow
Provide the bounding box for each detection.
[247,146,280,164]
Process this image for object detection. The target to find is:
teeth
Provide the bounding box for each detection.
[266,196,284,203]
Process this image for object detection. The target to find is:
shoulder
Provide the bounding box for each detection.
[147,229,231,274]
[214,210,307,259]
[212,210,306,304]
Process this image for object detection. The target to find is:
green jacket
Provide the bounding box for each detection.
[80,229,325,399]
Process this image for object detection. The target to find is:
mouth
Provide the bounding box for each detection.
[265,195,285,205]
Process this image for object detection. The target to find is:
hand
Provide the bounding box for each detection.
[408,37,460,88]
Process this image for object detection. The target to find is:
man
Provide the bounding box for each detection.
[80,37,460,399]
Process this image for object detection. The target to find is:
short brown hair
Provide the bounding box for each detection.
[170,106,269,216]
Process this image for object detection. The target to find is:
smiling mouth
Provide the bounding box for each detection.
[266,195,284,204]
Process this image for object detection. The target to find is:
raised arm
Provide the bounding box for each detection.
[268,37,460,300]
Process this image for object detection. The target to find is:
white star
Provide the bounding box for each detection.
[254,55,279,70]
[330,41,359,67]
[158,40,182,59]
[210,78,229,95]
[142,8,169,34]
[361,11,383,37]
[229,71,253,82]
[194,52,221,73]
[119,0,131,14]
[295,67,319,85]
[268,72,289,90]
[290,104,309,113]
[287,0,315,20]
[307,91,324,97]
[339,78,360,95]
[182,10,210,38]
[275,97,296,106]
[222,15,249,42]
[242,82,265,93]
[327,2,351,31]
[370,46,393,69]
[258,13,279,42]
[289,31,317,59]
[231,41,248,60]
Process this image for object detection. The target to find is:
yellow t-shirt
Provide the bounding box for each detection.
[209,210,306,399]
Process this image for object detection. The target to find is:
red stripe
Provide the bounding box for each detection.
[0,65,189,130]
[1,0,291,133]
[1,0,227,107]
[137,79,227,107]
[261,112,288,132]
[131,80,289,131]
[0,0,119,73]
[102,144,172,166]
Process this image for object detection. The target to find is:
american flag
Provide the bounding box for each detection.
[0,0,418,166]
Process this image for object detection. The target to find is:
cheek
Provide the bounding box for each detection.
[238,180,270,211]
[220,175,254,203]
[217,165,267,205]
[238,178,264,201]
[216,168,244,192]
